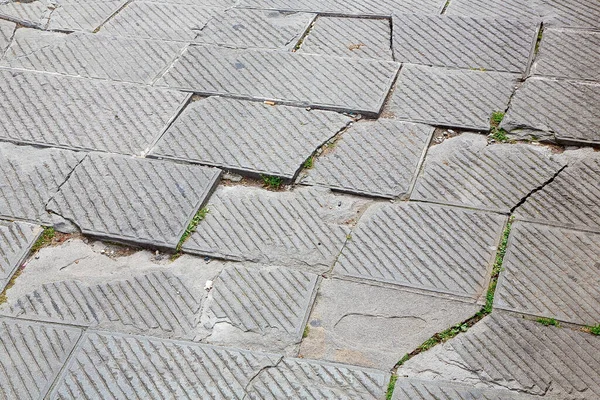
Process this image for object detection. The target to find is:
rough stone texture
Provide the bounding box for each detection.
[398,313,600,398]
[392,378,538,399]
[302,120,434,199]
[495,222,600,326]
[157,45,400,116]
[0,317,82,400]
[0,68,189,155]
[445,0,541,20]
[411,134,566,213]
[393,14,538,74]
[335,202,506,300]
[195,9,315,50]
[0,18,15,55]
[299,16,393,60]
[46,153,221,249]
[531,28,600,81]
[385,64,519,130]
[299,279,479,370]
[0,0,49,28]
[0,221,41,293]
[501,78,600,145]
[46,0,127,32]
[149,96,352,180]
[540,0,600,29]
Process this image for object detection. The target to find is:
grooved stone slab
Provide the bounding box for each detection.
[156,45,400,116]
[46,153,221,249]
[411,134,566,213]
[393,14,538,74]
[50,331,282,399]
[46,0,127,32]
[445,0,541,20]
[0,143,84,224]
[0,19,15,54]
[532,28,600,81]
[299,279,479,369]
[0,221,41,293]
[392,378,536,399]
[302,120,434,199]
[299,16,393,60]
[194,9,315,49]
[150,96,352,179]
[335,202,507,299]
[385,64,519,130]
[0,1,49,28]
[501,78,600,145]
[540,0,600,29]
[0,317,82,400]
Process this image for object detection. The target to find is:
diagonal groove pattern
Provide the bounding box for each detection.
[0,221,41,292]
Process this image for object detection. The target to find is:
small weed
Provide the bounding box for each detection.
[261,175,283,190]
[585,324,600,335]
[0,267,23,305]
[534,25,544,54]
[31,227,55,253]
[481,218,513,315]
[537,317,560,327]
[303,157,314,169]
[176,207,209,252]
[386,375,398,400]
[302,325,310,338]
[490,111,505,128]
[490,112,510,143]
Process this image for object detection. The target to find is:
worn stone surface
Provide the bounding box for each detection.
[445,0,541,20]
[540,0,600,29]
[47,0,127,32]
[150,96,351,179]
[302,120,434,199]
[385,64,519,130]
[157,45,400,116]
[0,0,49,28]
[0,221,41,293]
[299,16,393,60]
[392,378,538,399]
[0,18,15,54]
[299,278,479,370]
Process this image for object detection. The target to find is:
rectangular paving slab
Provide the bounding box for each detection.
[156,45,400,116]
[149,96,352,180]
[46,152,221,249]
[0,221,41,293]
[385,64,520,130]
[540,0,600,29]
[46,0,127,32]
[392,378,536,399]
[445,0,542,20]
[0,1,49,29]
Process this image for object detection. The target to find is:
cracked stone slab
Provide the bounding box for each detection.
[299,278,479,370]
[392,14,538,74]
[298,16,393,60]
[0,142,85,224]
[0,19,15,54]
[194,9,316,50]
[445,0,542,20]
[156,45,400,116]
[398,313,600,398]
[335,202,507,300]
[301,120,434,199]
[47,153,221,249]
[46,0,128,32]
[149,96,352,180]
[495,222,600,326]
[392,378,538,399]
[246,357,389,399]
[411,134,566,213]
[540,0,600,29]
[501,78,600,146]
[385,64,519,130]
[0,1,49,28]
[531,28,600,81]
[182,186,368,272]
[0,221,42,293]
[0,68,189,155]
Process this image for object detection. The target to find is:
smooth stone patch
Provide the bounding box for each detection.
[392,378,536,399]
[540,0,600,29]
[149,96,352,180]
[0,19,15,54]
[445,0,541,20]
[0,221,41,293]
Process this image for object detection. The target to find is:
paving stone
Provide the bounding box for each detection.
[49,330,282,399]
[299,279,479,369]
[2,29,185,84]
[336,202,506,299]
[194,9,315,50]
[0,0,51,28]
[246,357,389,399]
[385,64,519,130]
[398,313,600,398]
[46,0,127,32]
[392,378,539,399]
[540,0,600,29]
[302,120,434,199]
[149,96,352,180]
[0,18,15,54]
[531,28,600,81]
[46,153,221,249]
[501,77,600,145]
[392,14,538,74]
[445,0,541,20]
[0,142,84,224]
[156,45,400,116]
[0,68,188,155]
[411,134,566,213]
[0,317,82,400]
[0,221,41,293]
[299,16,393,60]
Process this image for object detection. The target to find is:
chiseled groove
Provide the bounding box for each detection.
[47,0,127,32]
[0,221,38,279]
[541,0,600,28]
[445,0,539,19]
[237,0,444,15]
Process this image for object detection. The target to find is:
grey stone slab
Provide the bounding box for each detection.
[445,0,541,20]
[246,357,389,399]
[299,16,393,60]
[49,330,282,399]
[0,68,188,155]
[0,18,15,55]
[149,96,352,180]
[0,221,41,293]
[501,77,600,145]
[299,278,479,370]
[0,317,82,400]
[392,378,540,399]
[411,134,566,213]
[47,0,127,32]
[302,120,434,199]
[393,14,538,74]
[531,28,600,81]
[0,142,85,224]
[194,9,316,50]
[46,153,221,249]
[156,45,400,116]
[0,0,50,28]
[540,0,600,29]
[385,64,519,130]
